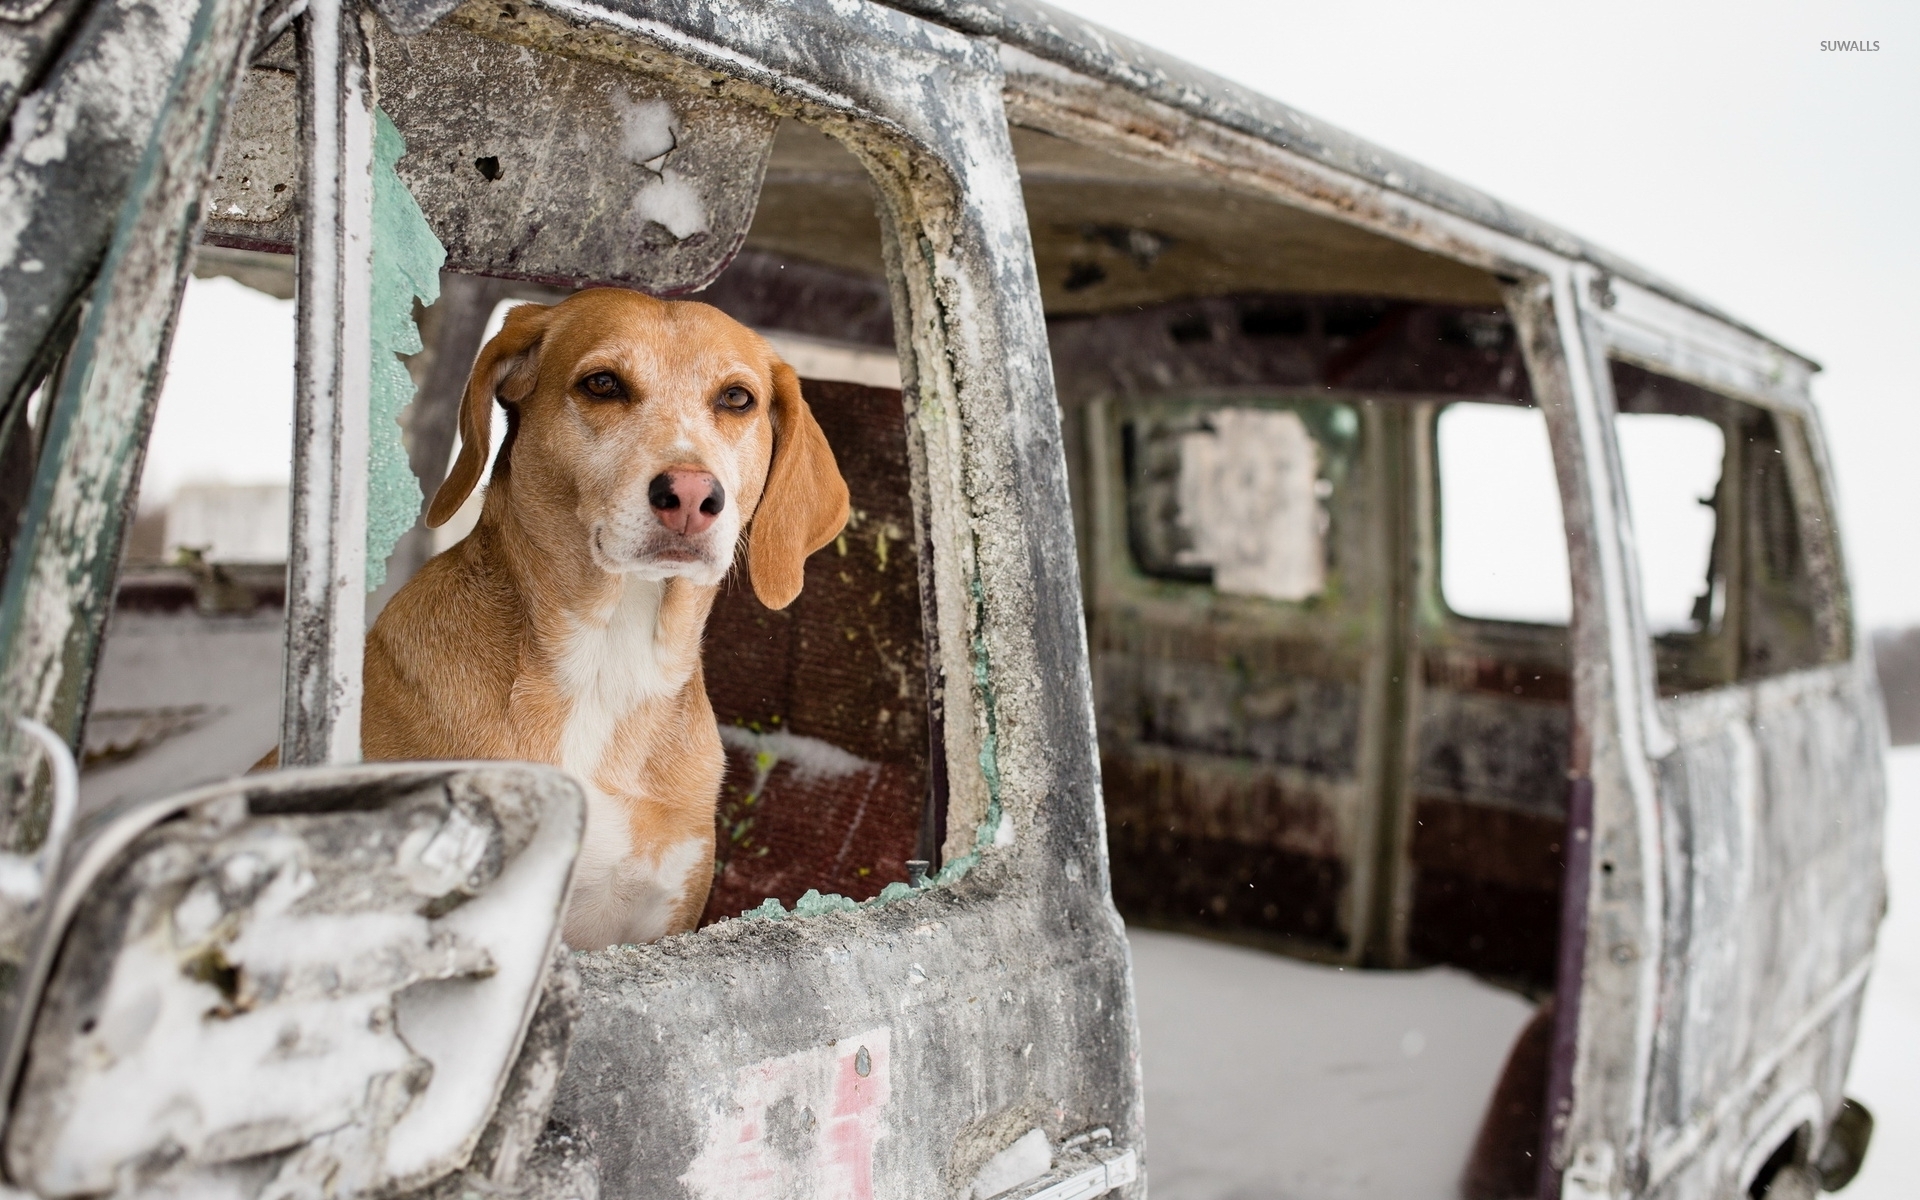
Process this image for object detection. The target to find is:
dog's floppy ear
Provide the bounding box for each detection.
[426,302,552,528]
[748,363,849,609]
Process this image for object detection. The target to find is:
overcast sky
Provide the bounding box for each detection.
[1042,0,1919,627]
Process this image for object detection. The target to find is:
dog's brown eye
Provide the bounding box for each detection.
[579,371,625,400]
[719,385,755,412]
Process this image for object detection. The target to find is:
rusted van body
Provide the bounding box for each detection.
[0,0,1884,1197]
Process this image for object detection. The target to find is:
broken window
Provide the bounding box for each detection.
[1616,412,1726,636]
[82,32,936,927]
[79,253,295,809]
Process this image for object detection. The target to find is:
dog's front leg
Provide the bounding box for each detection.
[564,788,716,949]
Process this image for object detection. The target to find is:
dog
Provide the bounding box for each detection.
[362,288,849,950]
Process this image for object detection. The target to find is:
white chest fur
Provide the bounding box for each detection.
[553,575,687,786]
[551,576,704,950]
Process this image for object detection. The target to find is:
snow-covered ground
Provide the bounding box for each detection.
[1129,746,1920,1199]
[1128,930,1536,1200]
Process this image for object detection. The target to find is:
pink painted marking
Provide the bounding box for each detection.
[679,1027,893,1200]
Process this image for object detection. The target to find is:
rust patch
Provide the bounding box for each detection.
[1106,828,1348,950]
[1101,747,1350,949]
[1413,691,1570,818]
[1407,871,1560,992]
[1410,796,1566,894]
[1094,622,1366,778]
[1462,998,1555,1200]
[1407,796,1565,990]
[1423,651,1570,703]
[1100,746,1344,859]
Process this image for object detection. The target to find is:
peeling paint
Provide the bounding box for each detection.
[367,108,444,591]
[680,1028,891,1200]
[3,763,583,1199]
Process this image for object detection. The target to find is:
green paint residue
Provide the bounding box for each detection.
[739,897,788,921]
[792,889,860,917]
[366,107,445,591]
[961,574,1005,870]
[734,880,923,923]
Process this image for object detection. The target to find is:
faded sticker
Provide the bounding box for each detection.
[681,1028,892,1200]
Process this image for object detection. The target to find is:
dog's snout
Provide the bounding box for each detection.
[649,469,725,536]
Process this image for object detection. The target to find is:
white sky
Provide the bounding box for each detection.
[139,276,295,505]
[1045,0,1920,628]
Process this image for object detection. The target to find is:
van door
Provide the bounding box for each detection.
[1580,290,1883,1198]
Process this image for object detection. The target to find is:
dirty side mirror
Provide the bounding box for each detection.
[0,761,583,1198]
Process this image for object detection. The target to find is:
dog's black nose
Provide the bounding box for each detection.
[649,470,724,536]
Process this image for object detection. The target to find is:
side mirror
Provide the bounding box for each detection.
[0,760,583,1198]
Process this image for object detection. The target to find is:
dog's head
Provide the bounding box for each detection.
[426,288,849,609]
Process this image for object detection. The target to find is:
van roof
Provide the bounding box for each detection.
[882,0,1818,371]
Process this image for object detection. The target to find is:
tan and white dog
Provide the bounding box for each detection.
[363,288,848,950]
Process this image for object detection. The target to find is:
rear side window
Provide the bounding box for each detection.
[1435,401,1571,626]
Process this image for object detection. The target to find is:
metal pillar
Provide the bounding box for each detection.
[281,0,374,765]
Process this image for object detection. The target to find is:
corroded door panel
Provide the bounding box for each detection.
[1621,366,1882,1192]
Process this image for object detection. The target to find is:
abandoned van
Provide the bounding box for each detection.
[0,0,1885,1197]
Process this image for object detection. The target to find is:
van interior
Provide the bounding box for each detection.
[1014,124,1569,1199]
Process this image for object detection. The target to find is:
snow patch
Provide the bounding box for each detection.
[630,170,709,240]
[610,94,677,169]
[1129,928,1537,1200]
[719,726,876,784]
[971,1128,1052,1199]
